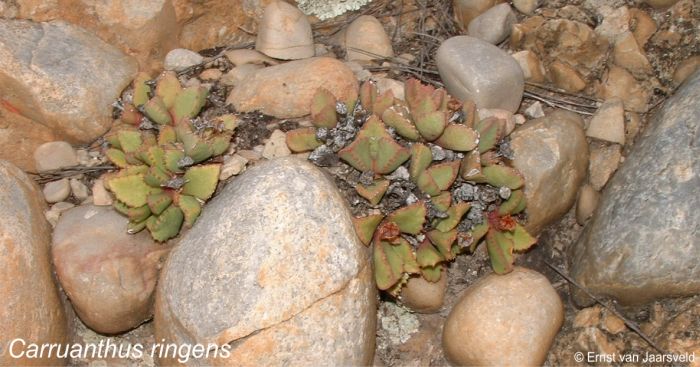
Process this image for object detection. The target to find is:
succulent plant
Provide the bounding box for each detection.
[103,71,237,242]
[287,78,537,295]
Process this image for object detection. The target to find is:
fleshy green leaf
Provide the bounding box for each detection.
[386,201,427,235]
[505,223,537,251]
[427,229,458,261]
[338,116,410,174]
[460,150,484,181]
[143,96,172,125]
[414,111,447,141]
[372,90,394,117]
[409,143,433,179]
[434,202,471,232]
[132,72,152,107]
[374,240,404,290]
[286,127,323,153]
[127,204,151,223]
[382,107,420,141]
[416,239,444,268]
[176,194,202,228]
[310,88,338,128]
[117,130,142,154]
[486,229,514,274]
[431,191,452,212]
[416,160,460,196]
[106,148,128,168]
[171,86,208,122]
[394,238,420,274]
[144,165,171,187]
[147,192,173,215]
[421,264,443,283]
[146,205,184,242]
[164,149,185,173]
[475,117,505,153]
[182,164,221,200]
[155,71,182,109]
[359,81,378,114]
[158,125,177,145]
[108,174,153,208]
[498,189,526,215]
[352,214,385,246]
[435,124,478,151]
[468,222,490,252]
[482,165,525,189]
[356,179,390,205]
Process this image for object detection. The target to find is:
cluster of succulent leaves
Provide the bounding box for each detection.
[103,71,237,242]
[286,79,536,295]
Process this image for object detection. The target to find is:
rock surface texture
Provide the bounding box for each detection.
[255,0,314,60]
[442,267,564,366]
[155,157,375,365]
[0,160,68,366]
[52,205,169,334]
[0,19,137,143]
[227,57,359,118]
[569,71,700,306]
[510,110,589,234]
[436,36,524,112]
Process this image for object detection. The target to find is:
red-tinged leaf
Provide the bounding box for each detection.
[434,202,471,232]
[416,239,444,268]
[486,229,514,275]
[435,124,478,151]
[427,229,458,261]
[353,214,385,246]
[356,179,390,205]
[286,127,322,153]
[386,201,427,235]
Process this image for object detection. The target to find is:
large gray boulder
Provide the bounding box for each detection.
[0,19,137,143]
[155,157,375,365]
[569,71,700,306]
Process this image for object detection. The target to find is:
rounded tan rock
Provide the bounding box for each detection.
[442,267,564,366]
[227,57,359,118]
[345,15,394,61]
[400,271,448,313]
[510,110,589,234]
[256,0,314,60]
[576,183,600,225]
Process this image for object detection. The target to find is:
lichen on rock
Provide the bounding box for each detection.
[295,0,373,20]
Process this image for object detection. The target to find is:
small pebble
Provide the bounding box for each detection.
[69,178,89,200]
[43,179,71,203]
[576,184,600,225]
[164,48,203,72]
[237,149,263,161]
[219,154,249,180]
[199,68,222,81]
[524,101,545,119]
[92,179,113,206]
[34,141,78,172]
[262,130,291,159]
[44,201,76,227]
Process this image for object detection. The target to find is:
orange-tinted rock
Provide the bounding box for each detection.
[596,66,650,112]
[227,57,359,118]
[453,0,504,31]
[443,267,564,366]
[0,160,68,366]
[11,0,178,71]
[0,106,58,172]
[52,205,170,334]
[256,0,314,60]
[0,19,137,143]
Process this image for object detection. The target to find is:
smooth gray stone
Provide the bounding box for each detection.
[569,71,700,306]
[436,36,524,112]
